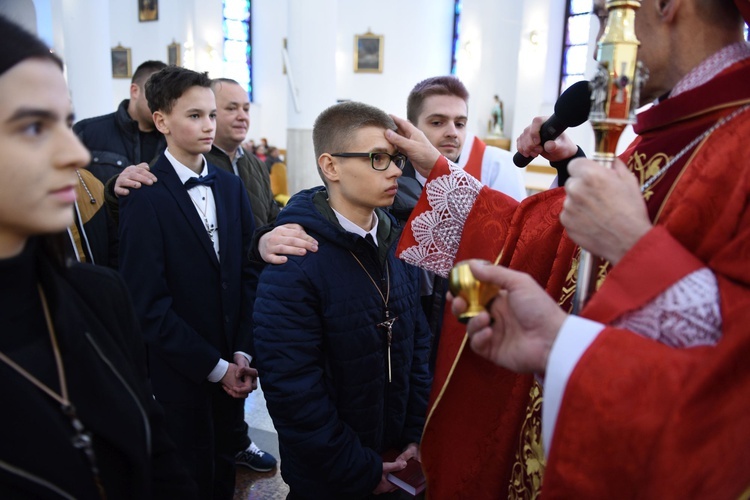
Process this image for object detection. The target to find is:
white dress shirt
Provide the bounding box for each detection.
[164,149,250,382]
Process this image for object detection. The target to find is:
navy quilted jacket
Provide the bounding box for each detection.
[253,187,432,499]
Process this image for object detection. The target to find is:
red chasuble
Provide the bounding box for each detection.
[398,57,750,498]
[544,58,750,498]
[399,159,574,498]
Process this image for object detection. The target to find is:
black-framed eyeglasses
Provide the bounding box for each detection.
[330,152,407,171]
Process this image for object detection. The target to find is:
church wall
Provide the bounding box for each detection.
[25,0,621,191]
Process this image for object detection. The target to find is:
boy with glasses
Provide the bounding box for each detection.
[252,101,432,499]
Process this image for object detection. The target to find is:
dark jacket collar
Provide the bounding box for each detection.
[280,186,400,265]
[114,99,139,135]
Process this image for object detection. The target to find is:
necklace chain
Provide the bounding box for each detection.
[188,186,218,242]
[0,286,106,498]
[349,247,396,383]
[640,103,750,194]
[0,287,68,404]
[75,169,96,204]
[349,251,390,306]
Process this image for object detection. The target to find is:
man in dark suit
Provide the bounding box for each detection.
[118,66,256,500]
[73,60,167,185]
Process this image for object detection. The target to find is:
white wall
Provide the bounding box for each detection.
[60,0,112,120]
[250,0,289,149]
[61,0,454,151]
[107,0,218,111]
[509,0,559,160]
[0,0,36,33]
[34,0,619,165]
[251,0,456,147]
[456,0,524,139]
[334,0,454,118]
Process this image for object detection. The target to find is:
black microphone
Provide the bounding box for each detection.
[513,80,592,168]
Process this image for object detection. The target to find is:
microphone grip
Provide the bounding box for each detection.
[513,151,534,168]
[512,114,567,168]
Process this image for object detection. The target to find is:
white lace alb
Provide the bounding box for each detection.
[400,160,483,278]
[612,268,722,347]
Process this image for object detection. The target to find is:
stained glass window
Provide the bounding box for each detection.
[559,0,593,95]
[450,0,462,75]
[223,0,252,100]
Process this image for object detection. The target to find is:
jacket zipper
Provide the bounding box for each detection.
[85,333,152,455]
[0,458,76,499]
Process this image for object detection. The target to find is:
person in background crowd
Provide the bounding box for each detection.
[264,145,282,173]
[74,60,167,184]
[390,75,528,375]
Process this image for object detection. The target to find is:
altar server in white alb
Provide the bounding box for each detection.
[404,75,526,198]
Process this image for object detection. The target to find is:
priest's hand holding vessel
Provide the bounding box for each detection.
[449,259,500,323]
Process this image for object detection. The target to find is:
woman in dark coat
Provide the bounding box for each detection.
[0,15,195,499]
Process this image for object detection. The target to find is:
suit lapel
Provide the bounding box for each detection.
[154,156,219,268]
[212,163,233,268]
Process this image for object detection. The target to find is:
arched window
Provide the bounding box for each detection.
[223,0,252,100]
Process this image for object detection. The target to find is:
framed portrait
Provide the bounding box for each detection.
[111,45,132,79]
[138,0,158,22]
[354,32,383,73]
[168,41,181,67]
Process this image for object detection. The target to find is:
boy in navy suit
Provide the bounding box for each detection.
[118,66,256,500]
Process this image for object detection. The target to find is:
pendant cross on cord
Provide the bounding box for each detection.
[378,309,397,383]
[205,220,217,242]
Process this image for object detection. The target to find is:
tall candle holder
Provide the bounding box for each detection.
[572,0,647,314]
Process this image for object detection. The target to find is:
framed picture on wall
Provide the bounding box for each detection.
[138,0,158,22]
[168,41,181,66]
[354,32,383,73]
[111,45,132,79]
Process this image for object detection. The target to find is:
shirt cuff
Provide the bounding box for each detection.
[234,351,253,365]
[541,315,603,457]
[414,168,428,187]
[207,358,229,383]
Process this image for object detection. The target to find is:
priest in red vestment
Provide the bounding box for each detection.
[384,0,750,497]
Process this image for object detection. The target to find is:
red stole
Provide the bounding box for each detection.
[462,136,486,181]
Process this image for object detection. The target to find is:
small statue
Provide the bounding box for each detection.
[589,63,610,121]
[489,95,504,137]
